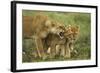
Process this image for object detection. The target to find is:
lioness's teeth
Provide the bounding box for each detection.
[59,36,64,39]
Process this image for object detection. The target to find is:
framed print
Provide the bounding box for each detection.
[11,1,98,72]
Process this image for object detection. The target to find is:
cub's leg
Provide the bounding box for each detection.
[50,44,56,58]
[59,45,65,57]
[47,47,51,54]
[69,43,74,52]
[56,45,61,56]
[69,43,78,54]
[64,43,71,58]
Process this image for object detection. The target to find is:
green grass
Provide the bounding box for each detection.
[22,10,91,63]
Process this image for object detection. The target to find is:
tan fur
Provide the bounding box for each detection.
[45,25,79,58]
[23,14,65,59]
[64,25,79,52]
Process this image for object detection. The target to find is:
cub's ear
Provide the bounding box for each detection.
[65,25,72,32]
[67,25,71,29]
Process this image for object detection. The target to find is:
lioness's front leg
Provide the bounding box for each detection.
[35,37,46,59]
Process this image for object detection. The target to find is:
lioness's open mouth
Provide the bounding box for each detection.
[58,32,64,39]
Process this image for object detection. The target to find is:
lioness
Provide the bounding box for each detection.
[23,14,65,59]
[45,25,79,58]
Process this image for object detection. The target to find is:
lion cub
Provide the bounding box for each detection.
[45,25,79,58]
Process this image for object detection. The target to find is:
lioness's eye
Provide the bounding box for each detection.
[52,24,55,27]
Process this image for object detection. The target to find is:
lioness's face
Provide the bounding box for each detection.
[45,20,65,39]
[50,21,65,39]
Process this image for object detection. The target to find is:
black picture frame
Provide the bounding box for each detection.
[11,1,98,72]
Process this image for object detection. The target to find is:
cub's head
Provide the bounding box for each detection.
[64,25,79,41]
[45,20,66,39]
